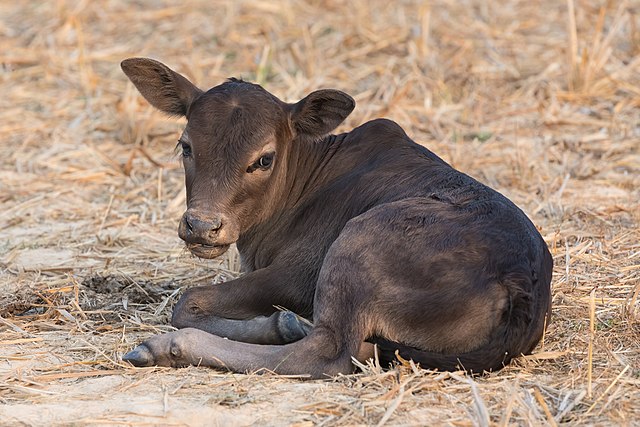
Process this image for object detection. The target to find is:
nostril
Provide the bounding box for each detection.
[211,217,222,231]
[184,216,193,232]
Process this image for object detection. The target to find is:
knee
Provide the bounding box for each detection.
[171,288,203,329]
[281,332,355,378]
[310,351,355,378]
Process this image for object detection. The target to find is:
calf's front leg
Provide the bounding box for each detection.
[170,265,313,344]
[172,310,312,344]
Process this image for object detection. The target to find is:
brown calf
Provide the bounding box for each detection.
[121,58,552,378]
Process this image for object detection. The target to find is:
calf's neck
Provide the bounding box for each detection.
[121,58,552,378]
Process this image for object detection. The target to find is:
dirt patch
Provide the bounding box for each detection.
[74,274,181,325]
[0,282,45,317]
[7,248,77,271]
[81,274,172,306]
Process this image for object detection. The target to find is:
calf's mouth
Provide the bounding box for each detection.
[186,243,231,259]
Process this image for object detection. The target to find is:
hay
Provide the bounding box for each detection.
[0,0,638,425]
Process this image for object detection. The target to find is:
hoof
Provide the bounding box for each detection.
[122,344,154,367]
[276,311,312,343]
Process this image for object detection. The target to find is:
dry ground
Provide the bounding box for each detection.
[1,0,639,425]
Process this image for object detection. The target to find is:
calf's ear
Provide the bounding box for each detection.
[290,90,355,139]
[121,58,202,117]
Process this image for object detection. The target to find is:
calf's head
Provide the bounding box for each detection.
[121,58,355,258]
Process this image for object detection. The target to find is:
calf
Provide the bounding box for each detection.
[121,58,552,378]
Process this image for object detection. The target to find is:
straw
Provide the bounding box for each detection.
[0,0,638,425]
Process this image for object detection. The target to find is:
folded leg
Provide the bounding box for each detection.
[171,310,311,345]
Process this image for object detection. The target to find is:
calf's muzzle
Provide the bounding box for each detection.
[179,210,232,259]
[183,211,221,239]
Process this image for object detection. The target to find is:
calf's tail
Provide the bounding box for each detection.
[371,255,553,374]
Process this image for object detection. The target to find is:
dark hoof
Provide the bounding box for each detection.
[122,344,154,367]
[276,311,312,343]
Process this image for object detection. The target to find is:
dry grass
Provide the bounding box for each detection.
[1,0,639,425]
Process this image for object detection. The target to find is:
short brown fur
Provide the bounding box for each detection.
[121,58,553,378]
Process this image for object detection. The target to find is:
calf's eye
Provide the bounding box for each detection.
[247,152,275,173]
[180,141,192,158]
[258,154,273,169]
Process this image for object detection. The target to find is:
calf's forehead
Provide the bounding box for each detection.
[185,82,284,146]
